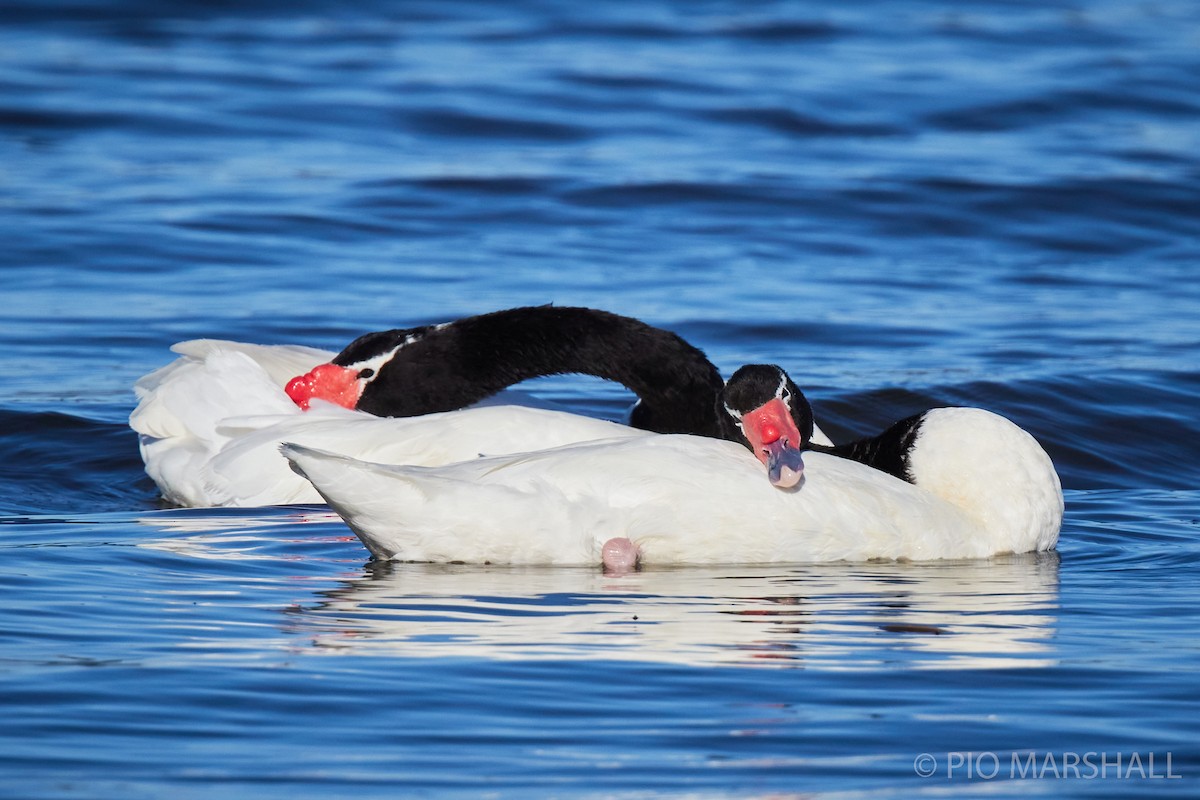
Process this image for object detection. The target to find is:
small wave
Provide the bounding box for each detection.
[1063,489,1200,569]
[0,407,155,515]
[565,180,786,210]
[695,106,902,138]
[402,107,591,142]
[812,370,1200,491]
[927,87,1200,132]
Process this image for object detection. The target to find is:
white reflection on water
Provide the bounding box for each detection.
[131,510,1060,670]
[284,555,1060,671]
[135,508,349,560]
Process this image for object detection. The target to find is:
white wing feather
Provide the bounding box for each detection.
[131,340,647,506]
[283,434,1050,566]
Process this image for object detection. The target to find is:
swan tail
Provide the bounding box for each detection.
[280,443,402,552]
[281,443,592,565]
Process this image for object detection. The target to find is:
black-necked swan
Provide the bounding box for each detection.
[286,306,729,436]
[284,306,818,485]
[281,402,1063,568]
[131,307,830,507]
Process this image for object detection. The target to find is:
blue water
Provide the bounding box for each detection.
[2,1,1199,796]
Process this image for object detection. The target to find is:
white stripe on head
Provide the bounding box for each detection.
[722,401,746,433]
[774,370,791,408]
[349,344,403,385]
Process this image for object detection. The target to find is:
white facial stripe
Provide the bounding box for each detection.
[722,403,746,433]
[349,322,450,384]
[774,371,793,410]
[351,344,403,384]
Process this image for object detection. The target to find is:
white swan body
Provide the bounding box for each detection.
[133,340,835,507]
[283,407,1063,565]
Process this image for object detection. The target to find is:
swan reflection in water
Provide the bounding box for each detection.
[136,507,351,561]
[281,554,1061,671]
[135,509,1060,670]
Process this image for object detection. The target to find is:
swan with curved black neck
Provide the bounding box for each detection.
[288,306,728,436]
[132,307,827,506]
[133,304,1063,561]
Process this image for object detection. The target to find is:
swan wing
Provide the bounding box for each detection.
[206,406,643,508]
[131,339,642,507]
[131,340,328,441]
[168,339,334,388]
[284,435,1007,566]
[131,342,325,505]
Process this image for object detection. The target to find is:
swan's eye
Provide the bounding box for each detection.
[358,368,375,380]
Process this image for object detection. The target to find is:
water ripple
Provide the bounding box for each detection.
[3,0,1200,796]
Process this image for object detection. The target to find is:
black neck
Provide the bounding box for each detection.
[355,307,727,437]
[807,412,925,483]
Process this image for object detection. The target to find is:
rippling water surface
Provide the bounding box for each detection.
[2,1,1198,797]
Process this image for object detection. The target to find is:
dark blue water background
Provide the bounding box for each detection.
[2,1,1198,797]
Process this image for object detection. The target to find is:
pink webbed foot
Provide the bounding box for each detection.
[601,537,640,573]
